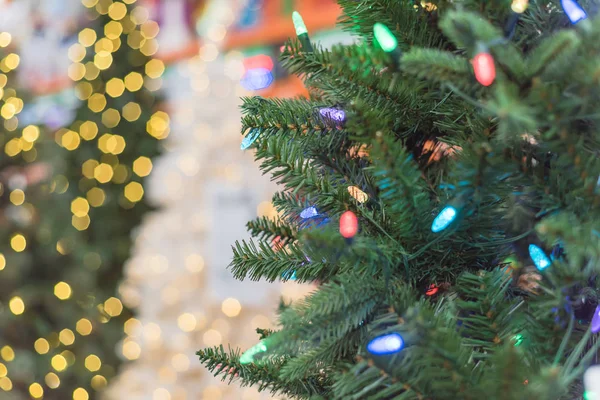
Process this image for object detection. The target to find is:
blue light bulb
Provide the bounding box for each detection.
[300,206,318,219]
[241,129,261,150]
[561,0,587,24]
[367,333,404,355]
[431,206,457,233]
[528,244,551,271]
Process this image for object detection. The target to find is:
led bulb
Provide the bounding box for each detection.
[471,52,496,87]
[339,211,358,238]
[240,129,261,150]
[561,0,587,24]
[431,206,457,233]
[591,305,600,334]
[367,333,404,355]
[584,366,600,399]
[240,340,268,364]
[373,23,398,52]
[511,0,529,13]
[528,244,551,271]
[292,11,308,36]
[300,206,318,219]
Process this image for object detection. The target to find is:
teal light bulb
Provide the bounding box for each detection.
[431,206,457,233]
[373,23,398,52]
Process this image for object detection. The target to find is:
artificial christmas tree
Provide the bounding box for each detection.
[198,1,600,398]
[0,0,162,398]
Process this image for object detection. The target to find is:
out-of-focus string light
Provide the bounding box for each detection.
[340,211,358,239]
[367,333,404,355]
[561,0,587,24]
[471,50,496,87]
[239,340,268,364]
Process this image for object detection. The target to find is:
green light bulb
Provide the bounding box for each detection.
[239,340,268,365]
[373,23,398,52]
[292,11,308,36]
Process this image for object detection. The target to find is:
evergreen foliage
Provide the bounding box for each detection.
[199,1,600,398]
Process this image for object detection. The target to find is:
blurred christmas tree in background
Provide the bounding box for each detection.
[0,0,164,398]
[199,0,600,398]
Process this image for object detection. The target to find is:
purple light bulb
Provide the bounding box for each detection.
[319,107,346,123]
[592,305,600,334]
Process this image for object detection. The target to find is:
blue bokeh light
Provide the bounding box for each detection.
[367,333,404,355]
[241,68,274,91]
[528,244,552,271]
[431,206,457,233]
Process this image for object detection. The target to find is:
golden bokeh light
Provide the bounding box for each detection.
[60,130,81,151]
[94,51,113,70]
[91,375,107,390]
[10,234,26,252]
[122,102,141,122]
[177,313,197,332]
[9,189,24,206]
[124,72,144,92]
[124,182,144,202]
[51,354,67,372]
[79,121,99,140]
[0,346,14,362]
[122,341,141,360]
[104,297,123,317]
[73,387,89,400]
[133,156,152,177]
[95,38,114,53]
[85,355,101,372]
[0,254,5,270]
[45,373,60,389]
[76,318,93,336]
[171,353,190,372]
[34,338,50,355]
[203,329,222,346]
[71,197,90,217]
[29,383,43,399]
[72,215,91,231]
[68,63,86,81]
[54,281,72,300]
[75,82,94,100]
[105,21,123,39]
[78,28,97,47]
[2,53,20,71]
[82,159,99,179]
[87,187,106,207]
[94,163,114,183]
[145,59,165,79]
[0,376,13,391]
[102,108,121,128]
[146,111,170,139]
[59,329,75,346]
[108,2,128,20]
[221,298,242,317]
[106,78,125,98]
[68,43,87,62]
[0,32,11,47]
[22,125,40,142]
[84,61,100,80]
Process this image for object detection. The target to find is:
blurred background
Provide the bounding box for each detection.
[0,0,352,399]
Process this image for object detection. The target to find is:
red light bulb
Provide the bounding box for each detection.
[471,52,496,87]
[425,284,439,296]
[339,211,358,238]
